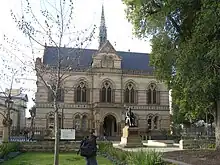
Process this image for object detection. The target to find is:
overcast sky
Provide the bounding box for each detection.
[0,0,152,116]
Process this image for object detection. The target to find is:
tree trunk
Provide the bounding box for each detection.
[3,126,9,142]
[30,117,34,140]
[54,104,59,165]
[216,101,220,150]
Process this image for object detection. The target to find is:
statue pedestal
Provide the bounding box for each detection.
[119,126,143,148]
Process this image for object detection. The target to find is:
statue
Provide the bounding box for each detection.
[125,107,136,127]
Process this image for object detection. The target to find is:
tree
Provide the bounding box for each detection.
[123,0,220,149]
[0,45,31,142]
[8,0,95,164]
[29,104,36,140]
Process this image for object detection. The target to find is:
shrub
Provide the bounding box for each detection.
[98,141,129,164]
[127,150,165,165]
[0,142,20,158]
[97,141,165,165]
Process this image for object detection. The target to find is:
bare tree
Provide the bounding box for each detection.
[0,50,31,142]
[8,0,95,164]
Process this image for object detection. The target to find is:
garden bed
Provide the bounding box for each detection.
[164,149,220,165]
[98,141,172,165]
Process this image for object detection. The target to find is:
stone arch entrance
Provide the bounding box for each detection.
[103,114,117,136]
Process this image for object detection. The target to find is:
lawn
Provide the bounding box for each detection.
[2,152,113,165]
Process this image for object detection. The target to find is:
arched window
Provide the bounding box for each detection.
[48,85,64,102]
[48,113,54,129]
[47,112,62,129]
[81,115,88,131]
[75,82,88,103]
[100,81,113,103]
[74,115,81,130]
[124,83,135,104]
[147,83,158,104]
[154,116,159,129]
[147,116,152,130]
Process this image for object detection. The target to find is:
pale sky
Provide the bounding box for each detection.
[0,0,152,116]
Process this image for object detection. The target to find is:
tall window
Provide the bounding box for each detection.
[81,115,88,131]
[147,116,152,130]
[100,82,113,103]
[47,112,62,129]
[48,85,64,102]
[74,115,81,130]
[75,82,88,102]
[124,83,135,103]
[147,83,157,104]
[154,116,159,129]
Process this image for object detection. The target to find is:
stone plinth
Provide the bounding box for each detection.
[120,126,143,148]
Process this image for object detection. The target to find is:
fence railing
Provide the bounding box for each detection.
[9,126,90,141]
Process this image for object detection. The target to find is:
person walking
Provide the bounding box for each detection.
[78,129,98,165]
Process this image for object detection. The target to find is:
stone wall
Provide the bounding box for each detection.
[19,141,80,152]
[179,139,215,149]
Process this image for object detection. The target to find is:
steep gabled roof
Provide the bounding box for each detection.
[43,46,153,72]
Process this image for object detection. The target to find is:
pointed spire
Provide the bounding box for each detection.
[99,4,107,49]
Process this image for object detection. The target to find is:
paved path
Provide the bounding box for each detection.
[163,158,192,165]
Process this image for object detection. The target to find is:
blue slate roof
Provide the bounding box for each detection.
[43,46,153,71]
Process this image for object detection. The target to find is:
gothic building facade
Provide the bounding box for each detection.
[34,6,170,138]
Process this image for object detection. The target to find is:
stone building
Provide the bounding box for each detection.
[34,6,170,138]
[0,89,28,136]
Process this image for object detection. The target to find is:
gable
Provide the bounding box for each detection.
[97,40,116,54]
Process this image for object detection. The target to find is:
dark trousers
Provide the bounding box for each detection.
[85,156,98,165]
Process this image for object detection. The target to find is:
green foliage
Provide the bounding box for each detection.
[98,141,165,164]
[127,150,165,165]
[0,142,20,158]
[123,0,220,119]
[98,141,130,163]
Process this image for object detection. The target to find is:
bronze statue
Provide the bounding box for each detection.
[125,107,136,127]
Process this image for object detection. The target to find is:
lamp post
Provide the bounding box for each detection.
[2,96,14,142]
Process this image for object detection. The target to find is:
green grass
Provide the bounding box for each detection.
[2,152,113,165]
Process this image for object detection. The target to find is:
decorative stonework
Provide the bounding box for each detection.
[94,103,169,110]
[36,103,92,109]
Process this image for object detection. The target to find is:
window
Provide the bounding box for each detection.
[81,115,88,131]
[147,83,158,104]
[75,82,87,102]
[74,115,81,130]
[124,83,135,103]
[147,116,152,130]
[100,82,113,103]
[48,115,54,129]
[47,113,62,129]
[48,85,64,102]
[154,116,159,129]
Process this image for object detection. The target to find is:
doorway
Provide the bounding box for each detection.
[103,115,117,136]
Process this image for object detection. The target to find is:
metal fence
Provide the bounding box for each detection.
[9,126,91,142]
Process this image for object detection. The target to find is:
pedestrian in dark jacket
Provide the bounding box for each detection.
[77,136,89,155]
[79,129,98,165]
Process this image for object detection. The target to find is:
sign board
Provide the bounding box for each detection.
[60,129,75,140]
